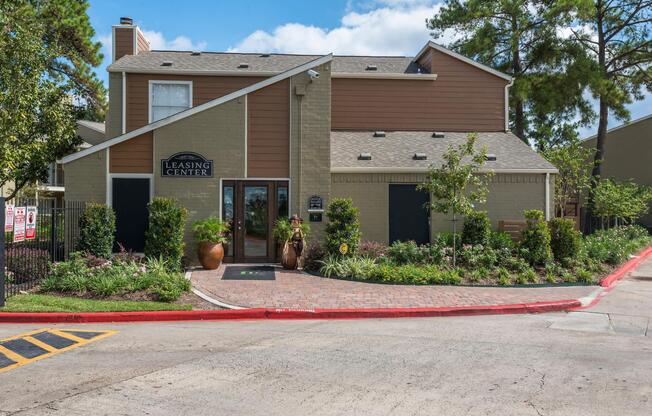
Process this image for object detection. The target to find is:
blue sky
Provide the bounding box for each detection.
[88,0,651,138]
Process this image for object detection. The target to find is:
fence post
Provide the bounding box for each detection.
[1,197,5,307]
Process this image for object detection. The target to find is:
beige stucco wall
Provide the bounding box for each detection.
[289,63,332,240]
[63,150,107,203]
[332,172,551,244]
[582,116,652,227]
[154,98,246,259]
[105,72,123,139]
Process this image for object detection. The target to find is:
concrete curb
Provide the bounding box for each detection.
[0,299,581,324]
[599,246,652,288]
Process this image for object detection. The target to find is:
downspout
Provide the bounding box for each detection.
[297,94,303,216]
[545,173,550,220]
[504,79,513,132]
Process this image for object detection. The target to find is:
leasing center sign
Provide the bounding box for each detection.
[161,152,213,177]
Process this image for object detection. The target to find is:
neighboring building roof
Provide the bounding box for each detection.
[76,120,106,146]
[330,131,556,173]
[582,113,652,142]
[76,119,105,133]
[62,54,333,164]
[107,51,423,75]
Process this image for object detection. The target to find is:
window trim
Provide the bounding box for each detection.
[148,80,193,124]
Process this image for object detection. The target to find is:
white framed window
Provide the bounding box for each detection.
[148,80,192,123]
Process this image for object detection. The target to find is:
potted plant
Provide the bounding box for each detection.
[273,215,310,269]
[192,217,229,270]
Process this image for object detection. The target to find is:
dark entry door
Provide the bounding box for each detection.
[223,180,288,263]
[389,184,430,245]
[112,178,150,252]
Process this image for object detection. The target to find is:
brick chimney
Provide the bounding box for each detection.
[112,17,150,62]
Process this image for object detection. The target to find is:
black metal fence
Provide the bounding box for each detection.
[1,198,85,305]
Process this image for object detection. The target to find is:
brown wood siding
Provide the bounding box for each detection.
[332,48,507,131]
[114,27,134,61]
[247,80,290,178]
[109,131,153,173]
[136,30,149,54]
[125,74,264,132]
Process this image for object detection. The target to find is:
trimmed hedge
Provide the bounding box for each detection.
[549,217,581,261]
[520,210,551,265]
[462,211,491,246]
[77,203,115,258]
[325,198,361,256]
[144,197,188,270]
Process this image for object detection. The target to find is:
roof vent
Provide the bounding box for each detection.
[191,51,201,56]
[413,153,427,160]
[486,154,497,161]
[238,62,249,69]
[260,53,270,57]
[373,131,386,138]
[119,17,133,25]
[161,61,173,67]
[358,153,372,161]
[432,132,445,138]
[365,64,378,71]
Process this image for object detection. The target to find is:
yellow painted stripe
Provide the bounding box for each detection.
[0,345,28,364]
[0,329,117,374]
[22,336,59,353]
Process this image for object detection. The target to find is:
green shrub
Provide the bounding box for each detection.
[387,241,422,264]
[325,198,361,256]
[357,241,388,259]
[496,267,511,285]
[576,269,594,284]
[489,231,515,251]
[520,210,551,265]
[192,217,229,244]
[439,232,462,250]
[77,203,115,258]
[582,225,650,265]
[462,211,491,246]
[459,245,498,268]
[549,218,581,262]
[144,198,188,270]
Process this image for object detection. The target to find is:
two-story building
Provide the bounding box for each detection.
[62,17,556,263]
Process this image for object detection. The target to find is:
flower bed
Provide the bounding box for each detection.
[307,226,651,286]
[40,252,191,302]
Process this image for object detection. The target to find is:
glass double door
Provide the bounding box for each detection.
[222,180,288,263]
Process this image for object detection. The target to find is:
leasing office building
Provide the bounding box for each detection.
[62,18,556,263]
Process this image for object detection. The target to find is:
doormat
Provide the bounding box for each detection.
[222,266,276,280]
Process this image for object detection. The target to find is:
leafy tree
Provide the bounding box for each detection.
[592,179,652,227]
[566,0,652,207]
[542,140,593,217]
[418,133,490,266]
[0,0,104,200]
[427,0,591,145]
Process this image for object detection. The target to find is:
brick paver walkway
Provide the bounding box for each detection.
[191,265,599,309]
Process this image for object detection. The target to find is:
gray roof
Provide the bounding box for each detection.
[108,51,422,74]
[331,131,556,171]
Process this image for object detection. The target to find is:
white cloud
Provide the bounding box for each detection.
[229,1,448,56]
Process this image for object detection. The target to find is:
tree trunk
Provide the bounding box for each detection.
[511,15,525,142]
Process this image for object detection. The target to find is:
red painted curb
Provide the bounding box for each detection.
[599,245,652,288]
[0,299,581,324]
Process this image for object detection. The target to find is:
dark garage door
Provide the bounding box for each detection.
[389,184,430,245]
[112,178,150,252]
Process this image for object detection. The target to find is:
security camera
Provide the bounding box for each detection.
[307,69,320,80]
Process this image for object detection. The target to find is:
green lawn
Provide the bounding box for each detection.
[0,294,192,313]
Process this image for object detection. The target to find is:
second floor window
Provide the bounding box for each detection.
[150,81,192,122]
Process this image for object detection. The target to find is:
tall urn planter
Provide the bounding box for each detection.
[273,215,309,270]
[192,217,230,270]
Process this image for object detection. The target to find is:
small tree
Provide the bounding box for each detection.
[592,179,652,227]
[520,210,552,265]
[145,197,188,270]
[543,140,593,217]
[418,133,490,266]
[325,198,361,256]
[77,203,115,258]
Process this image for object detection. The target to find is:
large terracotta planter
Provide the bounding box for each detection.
[281,242,298,270]
[197,241,224,270]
